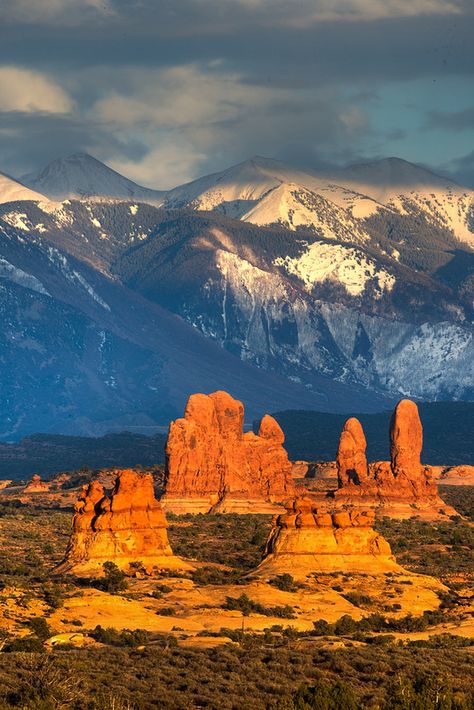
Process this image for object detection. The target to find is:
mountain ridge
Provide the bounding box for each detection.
[0,152,473,438]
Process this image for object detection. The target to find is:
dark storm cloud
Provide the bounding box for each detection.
[425,107,474,131]
[442,150,474,187]
[0,0,473,186]
[2,9,473,84]
[0,111,148,179]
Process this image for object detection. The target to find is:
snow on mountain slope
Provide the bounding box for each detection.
[0,172,48,206]
[23,153,165,203]
[0,199,164,275]
[275,241,395,297]
[163,156,361,214]
[341,157,454,195]
[390,189,474,247]
[2,216,367,439]
[0,256,50,295]
[211,248,474,399]
[339,158,474,247]
[216,254,473,398]
[241,182,372,243]
[163,155,474,248]
[113,209,474,403]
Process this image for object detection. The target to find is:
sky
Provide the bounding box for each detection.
[0,0,473,189]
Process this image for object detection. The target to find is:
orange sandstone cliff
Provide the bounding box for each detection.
[56,469,192,574]
[253,496,399,577]
[334,400,456,519]
[161,390,295,514]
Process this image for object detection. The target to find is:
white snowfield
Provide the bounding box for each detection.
[211,251,474,399]
[0,256,50,296]
[161,154,474,248]
[0,172,48,206]
[22,153,165,203]
[4,152,474,248]
[275,242,395,297]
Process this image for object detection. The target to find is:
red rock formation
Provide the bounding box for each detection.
[56,469,191,574]
[390,399,424,482]
[334,400,456,519]
[23,474,50,493]
[254,496,398,576]
[336,417,368,487]
[304,461,338,480]
[435,465,474,486]
[290,461,311,478]
[162,391,295,513]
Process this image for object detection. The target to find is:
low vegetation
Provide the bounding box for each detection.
[0,490,472,708]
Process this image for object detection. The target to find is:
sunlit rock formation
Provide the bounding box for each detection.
[161,390,295,514]
[56,469,192,574]
[254,496,399,577]
[334,400,457,519]
[23,474,50,493]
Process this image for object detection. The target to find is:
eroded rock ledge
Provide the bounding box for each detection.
[56,469,191,575]
[254,496,399,577]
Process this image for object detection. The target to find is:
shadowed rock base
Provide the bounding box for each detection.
[56,469,192,575]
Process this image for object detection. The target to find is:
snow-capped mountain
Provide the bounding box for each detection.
[1,152,473,438]
[114,211,474,402]
[23,153,165,203]
[0,199,383,439]
[0,171,48,206]
[162,155,474,248]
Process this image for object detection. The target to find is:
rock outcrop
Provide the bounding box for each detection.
[290,461,311,479]
[304,461,338,480]
[336,417,369,487]
[254,497,399,577]
[23,474,50,493]
[56,469,191,574]
[334,400,456,519]
[435,465,474,486]
[161,391,295,514]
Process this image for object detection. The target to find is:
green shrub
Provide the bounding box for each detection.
[3,636,45,653]
[274,679,361,710]
[28,617,51,641]
[93,562,128,594]
[90,626,149,647]
[268,574,299,592]
[223,594,295,619]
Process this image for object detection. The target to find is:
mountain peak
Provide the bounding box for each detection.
[343,156,457,189]
[0,171,48,205]
[58,152,99,163]
[23,153,164,203]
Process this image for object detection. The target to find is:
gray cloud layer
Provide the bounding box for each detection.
[0,0,473,187]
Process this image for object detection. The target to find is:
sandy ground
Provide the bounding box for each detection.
[44,567,448,641]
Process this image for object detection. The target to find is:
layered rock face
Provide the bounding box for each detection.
[161,390,295,514]
[334,400,456,519]
[254,497,398,577]
[56,469,191,574]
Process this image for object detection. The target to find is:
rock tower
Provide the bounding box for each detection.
[162,390,295,513]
